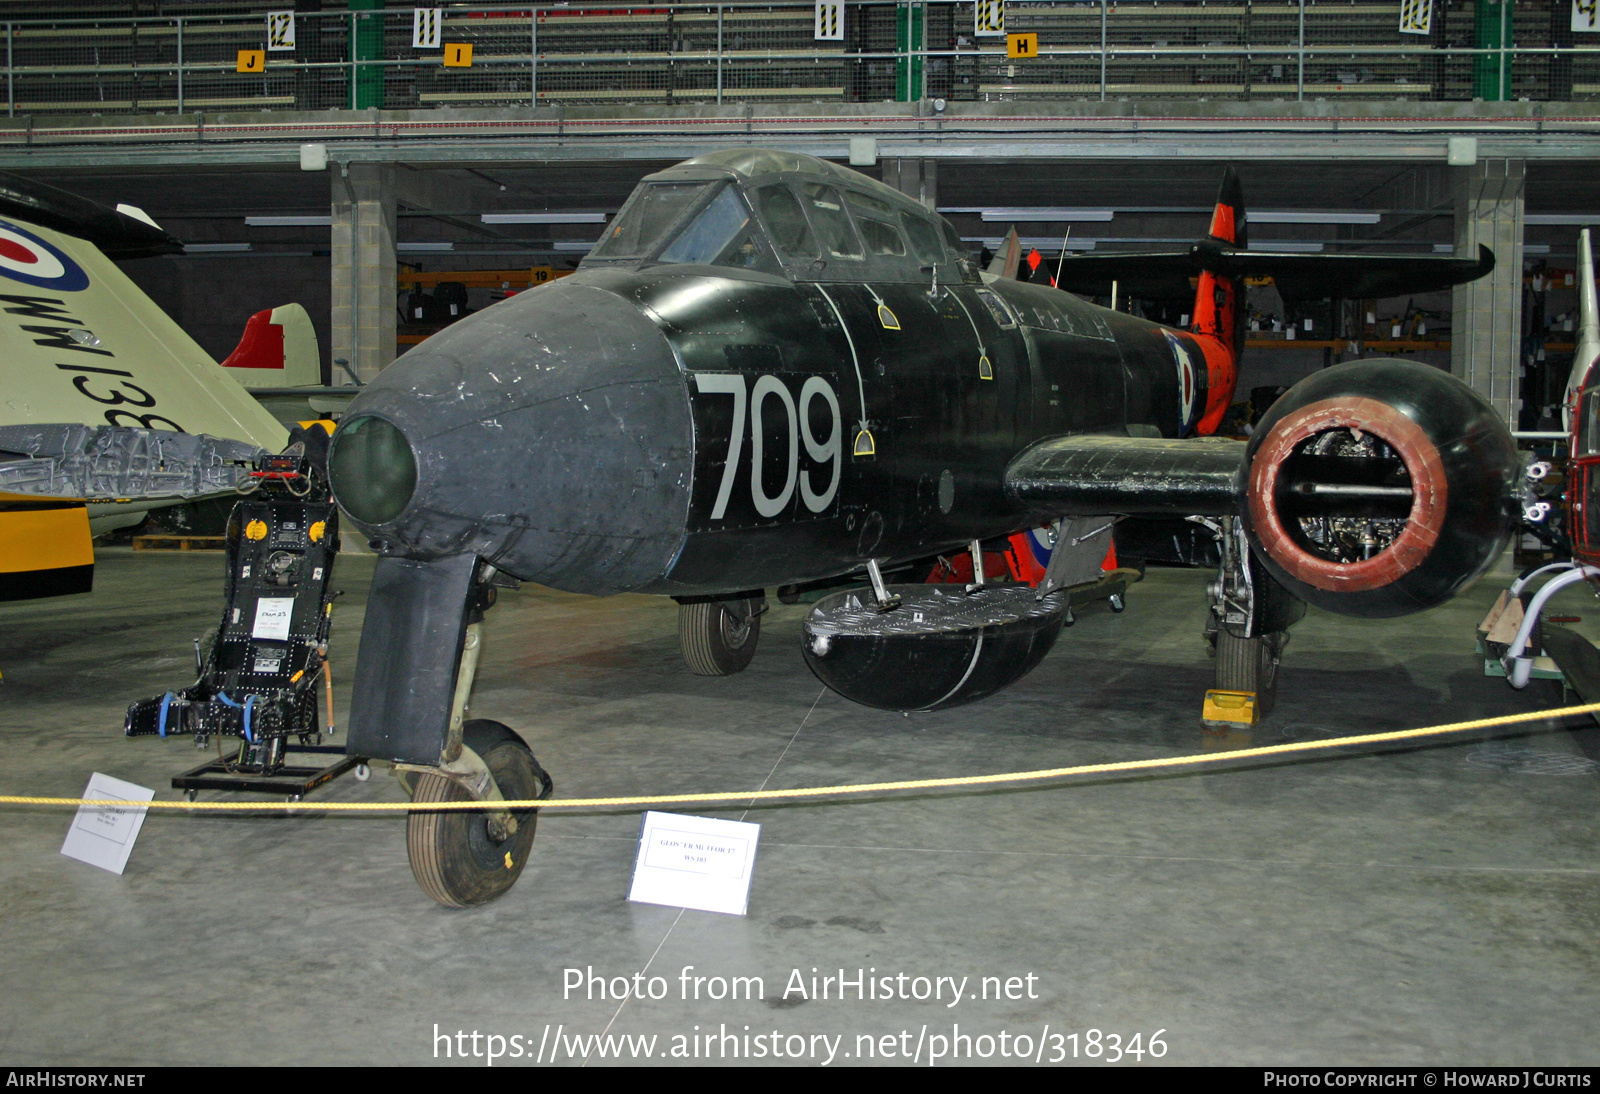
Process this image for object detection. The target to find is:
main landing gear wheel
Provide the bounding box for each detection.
[679,598,761,676]
[1215,630,1283,717]
[407,719,552,909]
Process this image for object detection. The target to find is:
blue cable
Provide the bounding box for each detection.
[157,691,174,738]
[214,691,253,744]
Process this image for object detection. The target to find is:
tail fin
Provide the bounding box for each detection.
[987,226,1023,280]
[1189,168,1246,434]
[1567,228,1600,429]
[220,303,322,389]
[1206,167,1247,251]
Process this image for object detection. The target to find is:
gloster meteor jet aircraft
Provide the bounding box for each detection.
[324,149,1522,908]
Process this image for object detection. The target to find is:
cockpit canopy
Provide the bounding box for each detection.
[582,148,972,285]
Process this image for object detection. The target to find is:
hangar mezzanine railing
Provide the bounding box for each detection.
[0,1,1592,117]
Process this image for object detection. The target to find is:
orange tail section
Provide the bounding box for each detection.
[1189,168,1246,435]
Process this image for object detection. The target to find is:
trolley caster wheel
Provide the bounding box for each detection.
[186,789,197,802]
[679,598,761,676]
[354,763,371,782]
[288,794,301,803]
[1108,593,1125,613]
[407,720,552,909]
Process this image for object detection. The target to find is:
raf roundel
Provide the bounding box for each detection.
[0,219,89,291]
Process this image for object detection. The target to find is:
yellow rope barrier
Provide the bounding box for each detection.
[3,701,1597,814]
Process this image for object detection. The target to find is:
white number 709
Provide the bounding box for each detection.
[693,372,842,521]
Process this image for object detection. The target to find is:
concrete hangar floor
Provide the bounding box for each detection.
[2,547,1599,1067]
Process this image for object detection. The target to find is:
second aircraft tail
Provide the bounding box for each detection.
[1186,168,1247,433]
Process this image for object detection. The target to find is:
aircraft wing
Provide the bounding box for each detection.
[0,422,265,601]
[0,173,287,452]
[0,173,181,260]
[1054,243,1495,303]
[1005,434,1248,517]
[0,423,261,502]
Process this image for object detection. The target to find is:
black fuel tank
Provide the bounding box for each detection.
[801,584,1069,712]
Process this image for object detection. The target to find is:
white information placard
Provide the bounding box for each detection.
[60,773,154,875]
[814,0,843,41]
[975,0,1005,37]
[1399,0,1431,35]
[414,8,443,49]
[252,597,294,641]
[628,811,760,916]
[266,11,296,51]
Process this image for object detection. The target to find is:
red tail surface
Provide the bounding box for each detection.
[1189,168,1246,434]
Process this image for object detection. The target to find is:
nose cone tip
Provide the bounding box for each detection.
[331,279,693,593]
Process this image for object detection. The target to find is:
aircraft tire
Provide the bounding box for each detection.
[406,720,550,909]
[1215,630,1280,717]
[680,600,760,676]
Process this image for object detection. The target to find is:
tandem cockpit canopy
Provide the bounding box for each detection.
[582,147,973,286]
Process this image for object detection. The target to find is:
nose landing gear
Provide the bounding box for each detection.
[406,719,553,908]
[348,557,555,908]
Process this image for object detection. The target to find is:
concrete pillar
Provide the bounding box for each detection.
[331,162,396,383]
[882,158,937,212]
[1451,158,1524,425]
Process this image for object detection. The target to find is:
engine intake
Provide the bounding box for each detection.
[1244,359,1519,618]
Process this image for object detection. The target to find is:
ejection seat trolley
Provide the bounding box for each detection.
[126,433,369,800]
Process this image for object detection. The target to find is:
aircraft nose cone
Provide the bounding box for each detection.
[329,279,692,594]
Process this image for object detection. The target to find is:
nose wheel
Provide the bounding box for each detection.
[406,719,552,908]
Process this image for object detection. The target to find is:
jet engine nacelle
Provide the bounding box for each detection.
[1242,358,1520,619]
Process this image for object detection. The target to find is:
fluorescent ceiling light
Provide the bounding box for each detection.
[971,208,1114,222]
[398,242,454,252]
[1247,240,1324,252]
[244,215,333,226]
[1433,241,1549,255]
[1526,214,1599,225]
[553,241,596,252]
[481,212,608,224]
[184,242,252,252]
[964,237,1097,251]
[1253,211,1381,225]
[945,205,1215,216]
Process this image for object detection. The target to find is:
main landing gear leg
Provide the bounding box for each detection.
[347,555,552,907]
[1213,628,1286,717]
[1201,516,1305,722]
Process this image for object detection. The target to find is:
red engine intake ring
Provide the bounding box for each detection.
[1248,397,1447,593]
